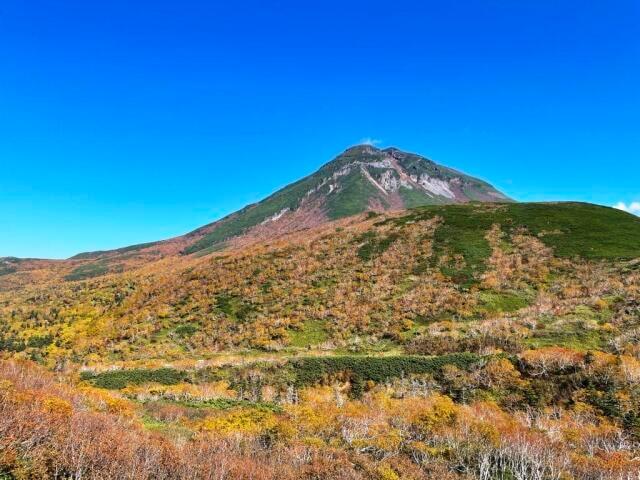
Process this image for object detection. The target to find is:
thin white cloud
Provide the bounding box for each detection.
[359,137,381,146]
[613,201,640,215]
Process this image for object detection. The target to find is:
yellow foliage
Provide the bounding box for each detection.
[265,420,296,443]
[42,396,72,417]
[200,408,277,436]
[301,436,325,448]
[370,427,402,453]
[376,464,400,480]
[105,396,134,416]
[593,298,607,311]
[0,379,14,392]
[481,357,524,388]
[406,394,458,433]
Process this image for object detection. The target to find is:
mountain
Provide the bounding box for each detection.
[8,145,640,288]
[0,145,511,285]
[76,144,510,260]
[181,145,511,255]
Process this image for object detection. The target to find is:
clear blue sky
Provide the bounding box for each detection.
[1,0,638,259]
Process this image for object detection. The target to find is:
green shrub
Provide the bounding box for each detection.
[178,398,282,412]
[83,367,187,390]
[290,353,482,396]
[27,334,54,348]
[64,262,110,281]
[174,324,198,337]
[0,335,26,352]
[215,293,255,322]
[357,232,400,261]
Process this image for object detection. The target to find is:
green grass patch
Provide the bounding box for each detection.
[215,293,256,322]
[174,324,199,338]
[141,415,168,430]
[526,329,605,350]
[326,168,388,219]
[356,232,400,261]
[398,186,445,208]
[64,262,110,281]
[477,291,531,314]
[526,318,606,350]
[429,206,493,286]
[387,202,640,285]
[289,320,329,347]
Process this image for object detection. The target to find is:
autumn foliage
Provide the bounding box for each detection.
[0,205,639,478]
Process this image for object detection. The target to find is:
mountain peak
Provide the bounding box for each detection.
[181,145,511,254]
[344,144,381,153]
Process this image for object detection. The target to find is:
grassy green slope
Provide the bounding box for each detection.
[69,241,161,260]
[182,147,391,253]
[325,168,388,219]
[398,202,640,260]
[389,202,640,285]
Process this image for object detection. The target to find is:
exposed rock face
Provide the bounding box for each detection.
[414,174,456,198]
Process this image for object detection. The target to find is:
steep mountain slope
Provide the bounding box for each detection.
[182,145,510,254]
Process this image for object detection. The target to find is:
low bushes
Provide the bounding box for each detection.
[81,367,187,389]
[290,353,482,396]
